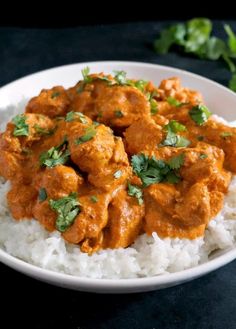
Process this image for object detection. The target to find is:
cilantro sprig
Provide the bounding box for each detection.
[49,192,80,232]
[75,125,97,145]
[154,18,236,91]
[189,104,212,125]
[131,153,185,187]
[12,114,29,137]
[160,120,190,147]
[40,138,70,168]
[65,111,87,124]
[127,182,143,205]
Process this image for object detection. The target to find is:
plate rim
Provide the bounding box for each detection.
[0,60,236,292]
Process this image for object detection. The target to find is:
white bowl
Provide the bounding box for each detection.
[0,61,236,293]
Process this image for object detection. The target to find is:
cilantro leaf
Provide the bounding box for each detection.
[224,24,236,55]
[154,23,186,54]
[114,170,122,179]
[220,132,233,138]
[185,18,212,53]
[34,124,54,136]
[165,120,187,133]
[38,188,47,202]
[65,111,87,123]
[75,126,97,145]
[134,80,148,92]
[113,71,127,85]
[168,153,185,169]
[167,96,187,107]
[114,110,124,118]
[160,121,190,148]
[189,104,212,125]
[131,153,184,187]
[127,182,143,205]
[49,193,80,232]
[82,67,93,83]
[150,99,158,115]
[40,139,70,168]
[199,153,208,159]
[90,195,98,203]
[12,114,29,137]
[51,91,61,99]
[203,37,227,60]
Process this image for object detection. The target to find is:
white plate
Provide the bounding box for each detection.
[0,61,236,293]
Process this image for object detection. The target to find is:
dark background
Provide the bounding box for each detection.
[1,7,236,329]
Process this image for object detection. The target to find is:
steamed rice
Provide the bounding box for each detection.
[0,102,236,279]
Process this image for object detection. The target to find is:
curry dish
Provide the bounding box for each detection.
[0,69,235,254]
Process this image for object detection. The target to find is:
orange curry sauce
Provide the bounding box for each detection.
[0,70,235,253]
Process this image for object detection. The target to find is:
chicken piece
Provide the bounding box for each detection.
[0,130,22,153]
[158,77,203,105]
[95,85,150,129]
[33,200,57,232]
[68,122,115,174]
[174,183,211,227]
[187,119,236,173]
[103,190,144,249]
[62,192,111,247]
[179,143,232,189]
[124,117,163,154]
[0,113,55,154]
[26,86,70,118]
[88,137,130,191]
[67,79,108,120]
[7,183,38,219]
[144,183,207,239]
[37,165,83,199]
[0,151,23,180]
[88,165,130,192]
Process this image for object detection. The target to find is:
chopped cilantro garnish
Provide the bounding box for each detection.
[167,97,187,107]
[127,182,143,205]
[114,170,122,179]
[150,99,158,115]
[65,111,87,124]
[49,193,80,232]
[34,124,54,136]
[51,91,61,99]
[199,153,208,159]
[189,104,212,125]
[220,132,233,138]
[90,195,98,203]
[113,71,127,85]
[160,120,190,147]
[82,67,93,83]
[12,114,29,137]
[114,110,124,118]
[131,153,184,187]
[168,153,185,169]
[75,125,97,145]
[38,188,47,202]
[197,135,204,141]
[39,139,70,168]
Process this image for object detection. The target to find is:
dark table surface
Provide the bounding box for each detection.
[0,21,236,329]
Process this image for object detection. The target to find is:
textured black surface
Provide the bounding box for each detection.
[0,21,236,329]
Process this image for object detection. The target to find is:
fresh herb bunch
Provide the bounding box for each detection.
[154,18,236,91]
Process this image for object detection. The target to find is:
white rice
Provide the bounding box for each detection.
[0,103,236,279]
